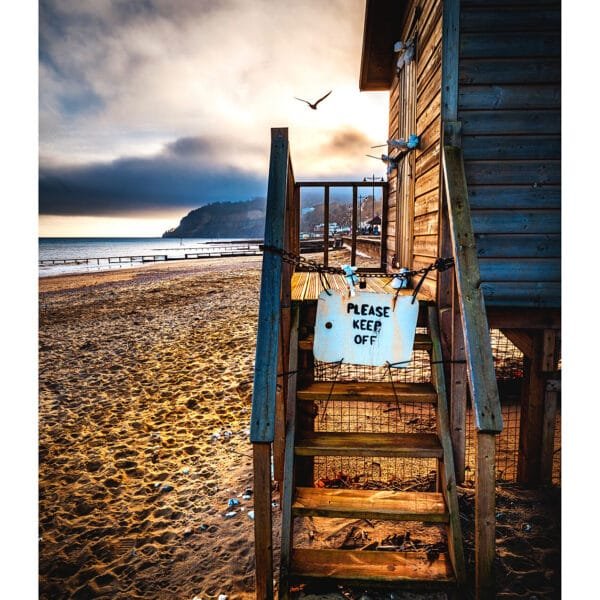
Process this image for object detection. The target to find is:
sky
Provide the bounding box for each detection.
[39,0,389,237]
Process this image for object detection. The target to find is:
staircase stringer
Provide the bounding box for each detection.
[428,305,466,584]
[278,304,300,600]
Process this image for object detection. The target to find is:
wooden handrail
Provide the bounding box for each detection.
[250,128,290,443]
[442,144,501,597]
[251,128,295,600]
[427,306,466,584]
[441,145,503,434]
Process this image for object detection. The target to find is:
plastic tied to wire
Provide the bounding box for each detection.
[341,264,359,296]
[394,37,416,72]
[388,134,420,151]
[391,267,409,290]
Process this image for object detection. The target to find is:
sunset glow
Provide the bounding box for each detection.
[39,0,388,237]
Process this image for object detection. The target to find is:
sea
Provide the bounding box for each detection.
[39,237,260,278]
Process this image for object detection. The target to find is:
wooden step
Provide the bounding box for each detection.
[297,381,437,403]
[290,548,455,586]
[292,488,448,522]
[299,332,432,353]
[295,432,443,458]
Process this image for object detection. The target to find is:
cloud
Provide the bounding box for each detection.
[39,1,386,163]
[39,152,265,216]
[38,0,389,225]
[321,128,372,155]
[166,136,213,157]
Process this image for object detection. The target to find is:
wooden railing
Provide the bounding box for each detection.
[441,144,503,598]
[295,180,388,271]
[250,128,297,600]
[250,131,389,599]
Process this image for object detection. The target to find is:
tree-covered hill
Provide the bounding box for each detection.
[163,198,266,238]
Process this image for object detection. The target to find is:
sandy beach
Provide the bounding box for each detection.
[40,257,269,600]
[39,257,559,599]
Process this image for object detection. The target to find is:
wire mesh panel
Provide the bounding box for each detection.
[309,327,436,486]
[553,406,561,486]
[312,456,438,491]
[314,327,431,384]
[462,329,561,486]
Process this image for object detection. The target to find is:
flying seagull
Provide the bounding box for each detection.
[294,90,332,110]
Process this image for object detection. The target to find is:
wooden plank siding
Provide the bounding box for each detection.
[458,0,561,309]
[385,0,443,286]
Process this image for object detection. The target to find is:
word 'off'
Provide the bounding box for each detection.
[313,290,419,367]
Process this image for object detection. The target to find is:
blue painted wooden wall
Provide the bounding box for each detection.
[458,0,561,308]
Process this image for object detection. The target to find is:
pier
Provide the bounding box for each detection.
[39,244,262,267]
[39,239,348,268]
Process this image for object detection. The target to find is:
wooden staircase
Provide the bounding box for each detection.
[278,304,466,597]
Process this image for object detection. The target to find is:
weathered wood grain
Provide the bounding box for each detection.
[253,442,273,600]
[460,110,561,135]
[475,233,560,258]
[413,234,439,257]
[417,117,442,156]
[418,30,442,89]
[540,383,559,483]
[467,185,561,210]
[413,212,439,235]
[292,488,448,522]
[461,7,560,33]
[416,163,441,197]
[442,146,502,433]
[278,306,299,600]
[517,333,546,484]
[428,306,466,582]
[459,58,560,85]
[480,282,561,307]
[475,432,497,599]
[451,284,467,484]
[471,210,560,234]
[414,188,439,217]
[295,432,444,458]
[459,85,560,111]
[251,128,288,443]
[462,134,560,161]
[441,0,460,121]
[290,548,455,585]
[478,258,560,282]
[417,93,441,137]
[461,33,560,58]
[464,160,560,185]
[297,380,436,403]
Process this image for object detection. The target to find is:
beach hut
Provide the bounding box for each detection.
[250,1,560,597]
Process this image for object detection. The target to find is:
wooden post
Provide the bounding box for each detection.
[250,128,289,599]
[451,282,467,483]
[351,185,358,265]
[250,128,288,443]
[428,307,466,583]
[380,182,389,271]
[253,442,274,600]
[476,432,496,599]
[274,170,295,483]
[279,305,300,600]
[517,332,545,485]
[323,186,329,267]
[540,378,560,484]
[442,146,503,434]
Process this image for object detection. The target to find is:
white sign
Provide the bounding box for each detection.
[313,290,419,367]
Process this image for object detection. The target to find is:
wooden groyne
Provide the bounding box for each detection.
[39,239,348,268]
[39,244,262,267]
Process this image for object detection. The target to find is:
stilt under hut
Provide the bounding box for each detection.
[250,1,560,598]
